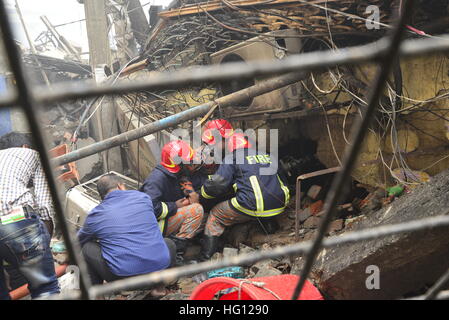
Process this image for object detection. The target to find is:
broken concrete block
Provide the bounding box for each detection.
[250,259,277,275]
[307,185,323,200]
[178,277,198,295]
[303,230,317,242]
[345,215,365,230]
[328,219,344,233]
[301,196,314,209]
[239,243,256,255]
[260,243,272,251]
[298,207,312,223]
[275,257,292,273]
[160,292,190,300]
[309,200,324,215]
[304,169,449,299]
[303,216,322,229]
[223,247,238,258]
[254,266,283,278]
[211,252,223,261]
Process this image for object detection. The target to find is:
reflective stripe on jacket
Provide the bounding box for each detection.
[200,148,290,217]
[140,165,185,234]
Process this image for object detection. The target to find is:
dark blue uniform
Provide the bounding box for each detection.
[200,148,290,217]
[140,165,185,232]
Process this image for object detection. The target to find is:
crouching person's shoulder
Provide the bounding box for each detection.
[126,189,153,202]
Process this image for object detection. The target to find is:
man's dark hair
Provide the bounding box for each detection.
[0,132,35,150]
[96,173,124,200]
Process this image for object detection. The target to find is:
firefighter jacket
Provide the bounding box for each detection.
[200,148,290,217]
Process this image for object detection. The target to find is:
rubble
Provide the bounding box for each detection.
[328,219,344,234]
[297,207,312,223]
[303,216,322,229]
[177,277,198,295]
[295,168,449,299]
[307,185,323,200]
[253,266,283,278]
[222,247,239,258]
[160,292,190,300]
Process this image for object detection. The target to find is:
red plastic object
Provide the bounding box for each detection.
[49,144,79,182]
[189,275,324,300]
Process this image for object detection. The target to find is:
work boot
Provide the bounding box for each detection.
[168,236,189,266]
[199,235,220,262]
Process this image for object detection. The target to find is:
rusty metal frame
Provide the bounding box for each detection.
[1,0,449,300]
[295,167,341,240]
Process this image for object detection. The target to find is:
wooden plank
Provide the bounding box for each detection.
[158,0,341,19]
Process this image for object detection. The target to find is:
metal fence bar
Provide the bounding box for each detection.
[52,71,307,166]
[0,0,93,300]
[290,0,416,300]
[86,213,449,298]
[0,91,16,109]
[423,268,449,300]
[1,35,449,111]
[408,289,449,300]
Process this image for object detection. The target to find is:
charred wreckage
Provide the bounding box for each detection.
[0,0,449,300]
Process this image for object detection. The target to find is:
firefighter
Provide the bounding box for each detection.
[201,118,235,169]
[201,119,234,146]
[141,140,205,265]
[195,119,236,212]
[198,133,290,260]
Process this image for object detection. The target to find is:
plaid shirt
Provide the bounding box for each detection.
[0,148,54,221]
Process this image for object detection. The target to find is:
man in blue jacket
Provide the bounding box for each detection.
[77,174,175,286]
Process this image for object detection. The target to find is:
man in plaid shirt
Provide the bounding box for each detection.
[0,132,59,299]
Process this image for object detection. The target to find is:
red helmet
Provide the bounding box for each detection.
[160,140,195,173]
[202,119,234,145]
[227,133,252,153]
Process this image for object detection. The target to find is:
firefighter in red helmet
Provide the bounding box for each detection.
[201,119,234,146]
[141,140,205,265]
[199,118,234,174]
[184,119,236,214]
[198,133,290,261]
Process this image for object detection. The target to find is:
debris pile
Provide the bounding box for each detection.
[162,242,295,300]
[292,168,449,299]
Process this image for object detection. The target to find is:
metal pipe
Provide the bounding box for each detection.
[14,0,51,86]
[0,1,93,300]
[40,15,81,61]
[290,0,416,300]
[53,71,307,165]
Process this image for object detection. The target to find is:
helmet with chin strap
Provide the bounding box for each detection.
[227,132,252,153]
[160,140,195,173]
[201,119,234,145]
